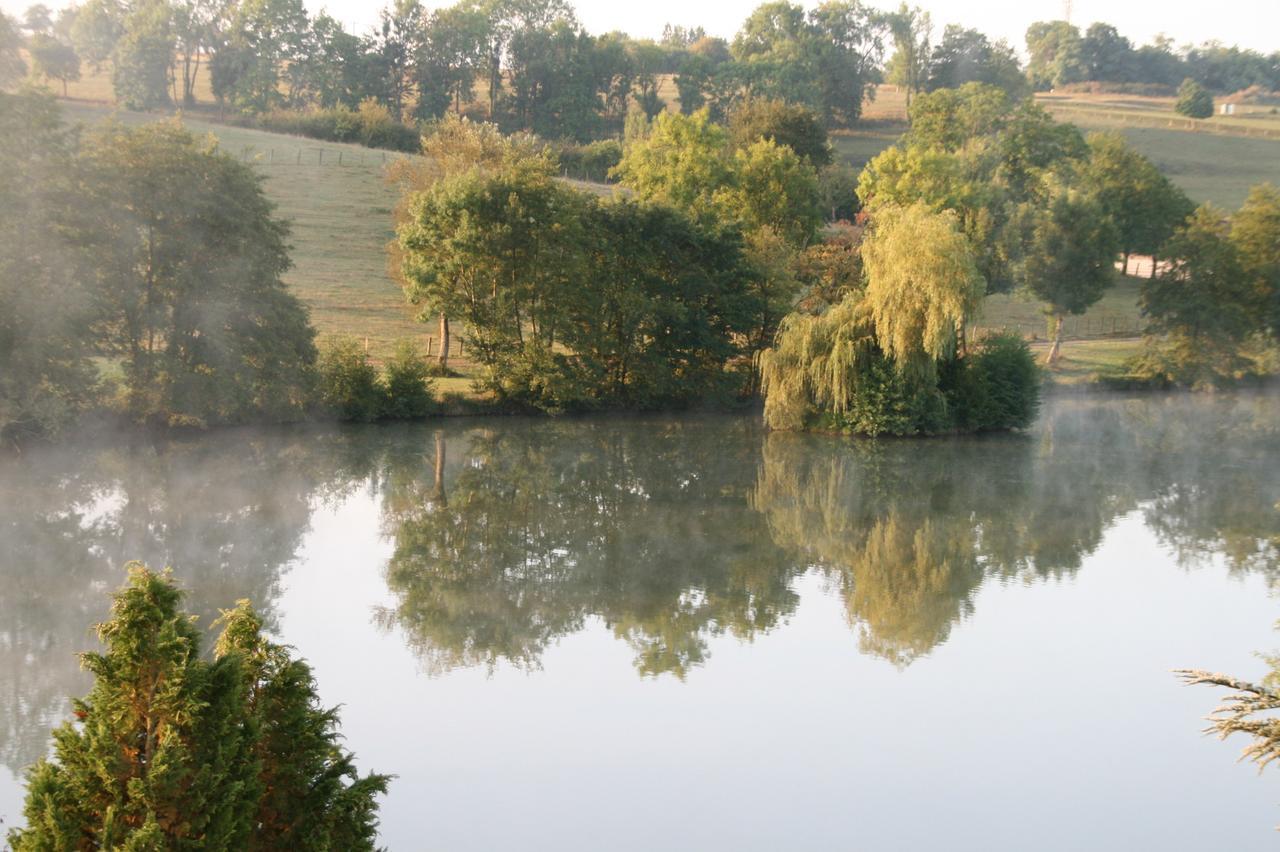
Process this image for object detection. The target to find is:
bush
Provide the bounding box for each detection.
[317,336,385,421]
[382,339,434,419]
[949,332,1041,431]
[1175,78,1214,119]
[558,139,623,182]
[834,356,949,437]
[253,105,420,152]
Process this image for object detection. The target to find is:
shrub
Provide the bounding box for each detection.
[317,336,386,421]
[253,106,420,152]
[1175,78,1214,119]
[382,339,434,419]
[949,332,1041,431]
[836,355,949,437]
[558,139,623,182]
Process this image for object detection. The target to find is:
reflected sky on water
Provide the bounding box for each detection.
[2,393,1278,849]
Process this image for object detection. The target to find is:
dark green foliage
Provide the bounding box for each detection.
[317,336,386,422]
[817,163,859,221]
[558,138,623,182]
[831,354,949,437]
[908,82,1013,151]
[110,0,172,110]
[1174,78,1214,119]
[560,200,759,409]
[9,565,258,850]
[948,333,1041,432]
[1024,20,1085,91]
[927,25,1029,99]
[249,105,420,152]
[1080,132,1195,264]
[1019,190,1120,314]
[729,0,882,127]
[381,339,434,419]
[7,565,387,851]
[1231,184,1280,341]
[214,602,389,850]
[399,164,761,412]
[1133,205,1257,386]
[75,120,317,427]
[0,90,98,443]
[728,97,832,167]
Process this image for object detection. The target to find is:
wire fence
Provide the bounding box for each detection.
[974,314,1146,342]
[216,144,412,168]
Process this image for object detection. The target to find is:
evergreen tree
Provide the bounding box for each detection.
[1174,77,1213,119]
[9,565,261,850]
[8,564,388,850]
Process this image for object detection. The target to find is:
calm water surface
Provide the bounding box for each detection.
[2,394,1279,849]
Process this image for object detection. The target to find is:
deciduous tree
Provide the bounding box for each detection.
[1019,190,1119,364]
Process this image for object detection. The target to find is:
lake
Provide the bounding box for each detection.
[2,393,1278,850]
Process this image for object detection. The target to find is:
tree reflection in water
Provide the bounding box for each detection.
[1,395,1277,781]
[379,395,1280,672]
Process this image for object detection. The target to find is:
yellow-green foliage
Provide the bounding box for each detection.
[756,295,878,431]
[860,202,983,375]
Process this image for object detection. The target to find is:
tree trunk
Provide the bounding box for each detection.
[437,313,450,372]
[432,432,447,507]
[1122,250,1130,275]
[1046,314,1065,366]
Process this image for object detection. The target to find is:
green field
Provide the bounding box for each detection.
[56,87,1278,388]
[62,101,429,361]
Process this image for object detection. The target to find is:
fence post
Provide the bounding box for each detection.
[318,150,323,165]
[339,151,343,166]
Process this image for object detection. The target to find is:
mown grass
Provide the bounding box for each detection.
[1030,338,1145,386]
[62,101,432,362]
[55,84,1272,392]
[1037,92,1280,209]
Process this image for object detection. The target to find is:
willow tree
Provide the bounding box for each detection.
[757,202,983,434]
[860,201,984,376]
[756,295,879,431]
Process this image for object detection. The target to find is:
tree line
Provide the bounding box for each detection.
[4,1,1278,148]
[1022,19,1280,94]
[755,80,1280,434]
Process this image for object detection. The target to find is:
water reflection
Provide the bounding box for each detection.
[1,395,1278,779]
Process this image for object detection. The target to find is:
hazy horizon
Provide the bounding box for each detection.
[4,0,1279,57]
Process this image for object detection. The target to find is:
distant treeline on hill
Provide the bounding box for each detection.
[3,1,1278,148]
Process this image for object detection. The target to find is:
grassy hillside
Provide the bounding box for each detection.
[62,101,429,360]
[838,87,1280,210]
[57,85,1275,388]
[1039,92,1280,209]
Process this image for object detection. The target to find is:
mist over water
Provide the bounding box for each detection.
[2,392,1278,849]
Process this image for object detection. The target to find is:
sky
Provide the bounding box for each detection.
[5,0,1279,55]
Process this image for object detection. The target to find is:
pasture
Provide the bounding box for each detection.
[63,101,432,361]
[56,81,1278,387]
